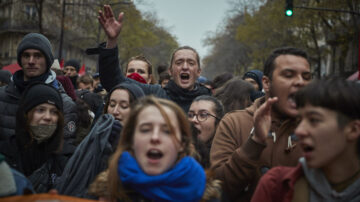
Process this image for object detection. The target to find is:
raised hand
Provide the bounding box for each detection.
[252,97,278,144]
[98,5,124,48]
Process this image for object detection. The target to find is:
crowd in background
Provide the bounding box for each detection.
[0,4,360,202]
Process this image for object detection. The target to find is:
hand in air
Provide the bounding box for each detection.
[98,5,124,48]
[252,97,278,144]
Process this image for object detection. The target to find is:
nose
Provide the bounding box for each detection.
[294,120,307,139]
[294,75,305,87]
[112,105,120,115]
[29,55,35,64]
[190,115,198,123]
[43,110,52,121]
[150,128,160,143]
[182,61,189,70]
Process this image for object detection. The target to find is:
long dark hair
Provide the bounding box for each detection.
[15,84,64,176]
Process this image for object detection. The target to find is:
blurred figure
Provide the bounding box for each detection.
[0,70,12,87]
[188,95,224,168]
[243,69,265,101]
[64,59,80,89]
[51,59,64,76]
[92,72,107,99]
[211,72,233,92]
[56,75,77,101]
[89,96,221,201]
[243,70,263,91]
[0,153,34,197]
[77,74,94,91]
[0,83,66,193]
[214,77,256,113]
[125,55,153,84]
[158,71,170,88]
[252,78,360,202]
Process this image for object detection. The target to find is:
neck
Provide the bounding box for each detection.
[322,145,360,184]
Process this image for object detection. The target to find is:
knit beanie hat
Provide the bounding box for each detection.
[64,59,81,72]
[243,70,264,91]
[109,82,145,101]
[21,83,63,113]
[0,70,12,84]
[17,33,54,70]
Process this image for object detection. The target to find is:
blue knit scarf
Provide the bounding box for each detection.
[118,151,206,202]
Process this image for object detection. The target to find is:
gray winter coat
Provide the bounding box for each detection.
[56,114,117,198]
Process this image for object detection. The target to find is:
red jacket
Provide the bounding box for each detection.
[251,163,303,202]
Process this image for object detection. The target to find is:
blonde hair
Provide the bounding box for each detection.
[107,96,194,200]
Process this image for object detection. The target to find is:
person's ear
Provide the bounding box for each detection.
[345,120,360,141]
[262,76,271,94]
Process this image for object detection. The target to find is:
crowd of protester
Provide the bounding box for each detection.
[0,4,359,202]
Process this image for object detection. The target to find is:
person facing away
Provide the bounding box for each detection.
[56,83,145,198]
[63,59,80,89]
[210,47,312,201]
[252,78,360,202]
[0,33,77,152]
[89,96,221,201]
[188,95,224,168]
[0,83,68,193]
[214,77,257,113]
[96,5,211,112]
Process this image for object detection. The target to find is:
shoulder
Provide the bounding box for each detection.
[256,164,303,194]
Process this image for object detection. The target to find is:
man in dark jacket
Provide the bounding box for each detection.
[63,59,80,89]
[96,5,211,112]
[0,33,77,153]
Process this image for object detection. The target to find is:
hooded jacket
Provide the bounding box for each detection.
[97,45,211,112]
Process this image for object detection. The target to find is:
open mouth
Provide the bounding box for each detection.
[147,149,163,160]
[288,93,297,108]
[180,73,190,81]
[302,144,314,153]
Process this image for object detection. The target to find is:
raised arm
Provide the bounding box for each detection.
[97,5,125,91]
[98,5,124,48]
[97,5,168,97]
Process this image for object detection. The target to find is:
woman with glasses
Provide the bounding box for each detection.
[188,95,224,168]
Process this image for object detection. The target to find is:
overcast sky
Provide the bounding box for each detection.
[134,0,232,60]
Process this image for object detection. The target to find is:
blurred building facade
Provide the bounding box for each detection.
[0,0,100,73]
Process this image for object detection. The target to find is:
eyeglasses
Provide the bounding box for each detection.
[188,110,219,122]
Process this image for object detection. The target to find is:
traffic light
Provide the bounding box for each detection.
[285,0,293,17]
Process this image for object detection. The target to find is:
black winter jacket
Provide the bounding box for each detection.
[98,46,211,112]
[0,136,68,193]
[0,70,78,152]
